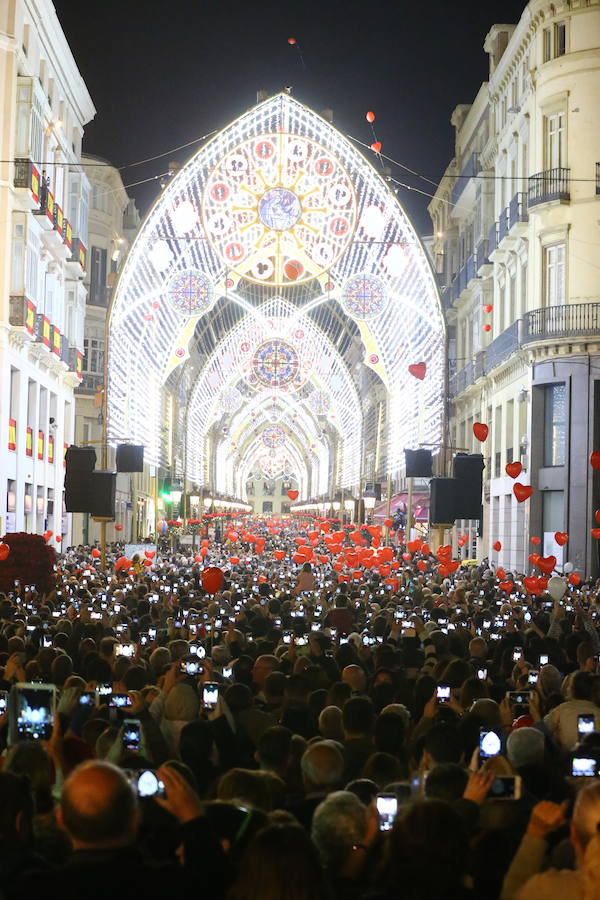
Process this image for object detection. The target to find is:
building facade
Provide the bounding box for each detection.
[428,0,600,575]
[71,156,143,546]
[0,0,95,542]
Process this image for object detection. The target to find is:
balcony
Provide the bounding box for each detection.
[522,302,600,343]
[34,314,51,349]
[498,207,510,243]
[75,372,104,394]
[32,185,55,230]
[528,167,570,207]
[13,159,41,210]
[451,152,480,210]
[508,192,528,233]
[66,237,87,275]
[485,320,520,370]
[488,221,498,255]
[9,295,35,336]
[475,239,490,273]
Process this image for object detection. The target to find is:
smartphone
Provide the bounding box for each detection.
[222,665,233,679]
[376,792,398,831]
[148,627,157,640]
[283,631,292,645]
[489,775,522,799]
[578,714,596,738]
[42,635,52,648]
[134,769,166,798]
[479,729,502,760]
[79,691,98,708]
[528,671,539,685]
[512,648,523,662]
[477,667,487,681]
[115,644,135,658]
[203,682,219,710]
[572,757,597,777]
[96,683,112,697]
[10,683,56,742]
[539,654,549,666]
[436,685,451,704]
[0,690,8,714]
[401,621,416,637]
[180,659,203,676]
[109,693,133,709]
[122,718,141,751]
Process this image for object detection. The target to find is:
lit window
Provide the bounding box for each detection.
[544,243,566,306]
[544,383,566,466]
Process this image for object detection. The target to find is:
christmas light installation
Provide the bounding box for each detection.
[107,93,444,498]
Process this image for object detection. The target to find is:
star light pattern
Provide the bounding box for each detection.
[107,93,445,498]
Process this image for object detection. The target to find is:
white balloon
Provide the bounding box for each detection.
[563,562,574,574]
[548,575,567,602]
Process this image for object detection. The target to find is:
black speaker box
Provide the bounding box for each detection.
[65,445,96,472]
[90,471,117,518]
[116,444,144,473]
[429,478,457,525]
[453,453,484,520]
[65,471,94,513]
[405,449,433,478]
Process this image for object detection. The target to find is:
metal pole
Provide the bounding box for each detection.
[406,476,414,542]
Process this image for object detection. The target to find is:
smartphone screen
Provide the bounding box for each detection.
[376,792,398,831]
[110,693,133,709]
[203,683,219,710]
[122,718,141,751]
[136,769,165,798]
[12,683,56,742]
[578,714,596,738]
[477,667,487,680]
[436,685,451,703]
[539,654,549,666]
[479,729,502,760]
[489,775,521,799]
[572,757,597,777]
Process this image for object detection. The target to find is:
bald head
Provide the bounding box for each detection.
[319,705,344,742]
[342,665,367,694]
[59,761,138,849]
[301,740,344,792]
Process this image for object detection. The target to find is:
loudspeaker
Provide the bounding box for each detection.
[65,471,93,513]
[90,471,117,518]
[429,478,456,525]
[453,453,484,520]
[405,449,433,478]
[65,445,96,471]
[116,444,144,473]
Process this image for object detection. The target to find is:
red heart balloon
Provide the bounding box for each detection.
[230,556,240,565]
[115,524,123,532]
[274,550,286,561]
[201,566,224,594]
[523,576,541,595]
[91,548,101,559]
[537,555,557,575]
[384,518,393,528]
[514,483,533,503]
[145,550,156,559]
[379,565,391,577]
[417,559,427,572]
[287,490,299,501]
[569,573,581,586]
[421,543,430,556]
[496,568,506,580]
[591,451,600,470]
[371,141,382,152]
[554,532,568,546]
[293,553,307,565]
[318,555,329,564]
[529,553,540,566]
[438,565,449,578]
[473,422,489,442]
[0,544,9,561]
[408,362,427,381]
[447,560,459,573]
[493,541,502,552]
[499,581,513,593]
[194,555,203,563]
[591,529,600,540]
[531,536,541,545]
[402,552,411,561]
[505,461,522,479]
[43,530,53,542]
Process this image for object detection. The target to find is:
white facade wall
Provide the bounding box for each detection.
[0,0,95,543]
[429,0,600,575]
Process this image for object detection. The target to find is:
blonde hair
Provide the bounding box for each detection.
[574,783,600,848]
[583,833,600,900]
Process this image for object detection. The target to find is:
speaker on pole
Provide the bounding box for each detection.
[65,472,94,513]
[65,445,96,471]
[453,453,485,520]
[116,444,144,473]
[90,471,117,518]
[429,478,456,525]
[405,449,433,478]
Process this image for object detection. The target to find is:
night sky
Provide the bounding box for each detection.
[53,0,527,233]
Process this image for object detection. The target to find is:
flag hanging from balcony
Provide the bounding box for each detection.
[8,419,16,451]
[48,435,54,464]
[25,299,35,335]
[37,430,44,460]
[26,426,33,457]
[31,164,40,205]
[52,326,61,356]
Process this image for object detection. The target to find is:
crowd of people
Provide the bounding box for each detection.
[1,519,600,899]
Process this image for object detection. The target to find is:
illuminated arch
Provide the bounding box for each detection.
[108,93,444,495]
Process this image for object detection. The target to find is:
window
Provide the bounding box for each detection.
[83,337,104,374]
[555,22,566,57]
[546,112,566,168]
[544,383,566,466]
[543,28,552,62]
[89,247,107,306]
[542,489,564,532]
[545,244,566,306]
[262,501,273,514]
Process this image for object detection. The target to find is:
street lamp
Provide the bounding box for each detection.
[344,497,355,525]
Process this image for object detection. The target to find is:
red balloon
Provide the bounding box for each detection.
[43,530,53,542]
[145,550,156,559]
[287,37,297,44]
[230,556,240,565]
[472,422,489,442]
[274,550,286,561]
[384,518,393,528]
[201,566,224,594]
[569,573,581,586]
[352,570,363,581]
[318,555,329,564]
[201,539,209,548]
[200,547,208,557]
[483,304,493,313]
[55,535,62,543]
[499,581,513,593]
[287,490,299,501]
[366,110,375,123]
[293,553,307,565]
[370,141,382,153]
[402,552,411,561]
[417,559,427,572]
[493,541,501,552]
[91,548,101,559]
[115,524,123,532]
[483,324,492,332]
[408,362,427,381]
[496,568,506,580]
[514,483,533,503]
[143,559,152,567]
[591,451,600,470]
[554,532,568,546]
[591,529,600,540]
[228,531,239,541]
[596,510,600,525]
[531,536,541,545]
[0,544,9,561]
[505,461,522,479]
[536,555,557,575]
[529,553,541,566]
